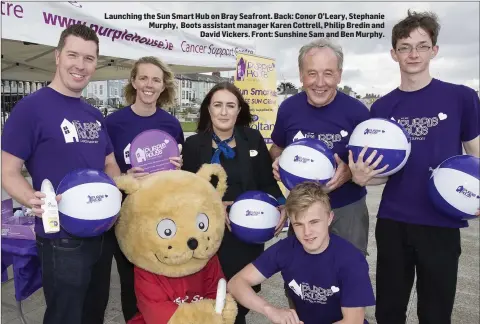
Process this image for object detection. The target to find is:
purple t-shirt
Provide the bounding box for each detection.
[371,78,479,228]
[105,105,184,174]
[1,87,113,238]
[271,91,370,208]
[253,234,375,324]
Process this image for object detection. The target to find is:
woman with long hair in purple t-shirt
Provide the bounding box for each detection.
[105,56,184,322]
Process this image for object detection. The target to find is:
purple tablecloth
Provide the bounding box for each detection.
[1,237,42,301]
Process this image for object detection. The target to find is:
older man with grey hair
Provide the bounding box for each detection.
[271,38,371,255]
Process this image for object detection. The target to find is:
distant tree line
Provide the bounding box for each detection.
[277,82,380,99]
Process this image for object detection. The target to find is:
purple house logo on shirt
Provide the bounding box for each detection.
[292,131,344,150]
[455,186,479,199]
[60,118,102,144]
[301,283,337,304]
[363,128,385,135]
[397,115,440,140]
[288,279,340,304]
[61,119,79,143]
[123,143,131,164]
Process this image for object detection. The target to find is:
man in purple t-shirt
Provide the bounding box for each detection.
[348,11,479,324]
[1,25,121,324]
[227,181,375,324]
[270,38,371,257]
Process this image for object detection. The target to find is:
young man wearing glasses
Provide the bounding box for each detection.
[348,10,479,324]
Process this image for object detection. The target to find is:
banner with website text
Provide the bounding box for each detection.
[1,2,255,70]
[234,53,277,147]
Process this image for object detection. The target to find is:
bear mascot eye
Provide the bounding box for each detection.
[196,213,209,232]
[157,219,177,239]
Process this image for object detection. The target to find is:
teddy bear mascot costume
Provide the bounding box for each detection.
[114,164,238,324]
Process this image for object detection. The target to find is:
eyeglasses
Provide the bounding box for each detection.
[397,44,432,54]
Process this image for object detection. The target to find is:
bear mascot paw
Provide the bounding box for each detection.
[114,164,238,324]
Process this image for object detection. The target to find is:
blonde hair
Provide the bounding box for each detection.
[285,181,331,220]
[124,56,176,108]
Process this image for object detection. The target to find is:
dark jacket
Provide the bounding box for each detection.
[182,126,283,200]
[181,126,283,298]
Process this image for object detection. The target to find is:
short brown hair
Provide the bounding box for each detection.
[123,56,176,108]
[392,10,440,49]
[57,24,99,56]
[285,182,331,220]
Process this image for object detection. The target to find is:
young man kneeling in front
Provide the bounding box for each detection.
[227,181,376,324]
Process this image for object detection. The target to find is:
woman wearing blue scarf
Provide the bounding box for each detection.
[182,82,285,324]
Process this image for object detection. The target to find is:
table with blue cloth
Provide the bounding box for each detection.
[1,237,42,324]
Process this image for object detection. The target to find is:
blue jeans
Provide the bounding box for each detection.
[36,231,114,324]
[112,227,138,321]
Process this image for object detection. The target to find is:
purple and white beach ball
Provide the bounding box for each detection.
[429,155,480,220]
[229,191,280,244]
[279,138,336,190]
[57,169,122,237]
[348,118,411,177]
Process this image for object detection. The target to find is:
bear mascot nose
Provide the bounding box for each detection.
[187,238,198,250]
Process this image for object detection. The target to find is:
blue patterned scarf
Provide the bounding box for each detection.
[211,132,236,164]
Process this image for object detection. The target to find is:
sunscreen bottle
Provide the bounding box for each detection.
[40,179,60,233]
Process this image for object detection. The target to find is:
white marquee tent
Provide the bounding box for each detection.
[1,1,256,81]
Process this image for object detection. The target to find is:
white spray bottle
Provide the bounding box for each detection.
[40,179,60,233]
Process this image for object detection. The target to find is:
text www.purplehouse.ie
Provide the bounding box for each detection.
[42,12,174,50]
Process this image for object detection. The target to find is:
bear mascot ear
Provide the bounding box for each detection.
[114,174,141,194]
[196,163,227,198]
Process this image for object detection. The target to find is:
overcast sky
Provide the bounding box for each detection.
[157,1,479,96]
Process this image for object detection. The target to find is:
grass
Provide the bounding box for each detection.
[181,122,197,132]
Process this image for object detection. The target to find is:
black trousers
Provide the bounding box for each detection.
[375,218,461,324]
[111,228,139,322]
[36,232,114,324]
[217,227,263,324]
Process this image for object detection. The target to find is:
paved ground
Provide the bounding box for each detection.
[2,185,479,324]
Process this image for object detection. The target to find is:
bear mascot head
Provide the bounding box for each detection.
[114,164,238,324]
